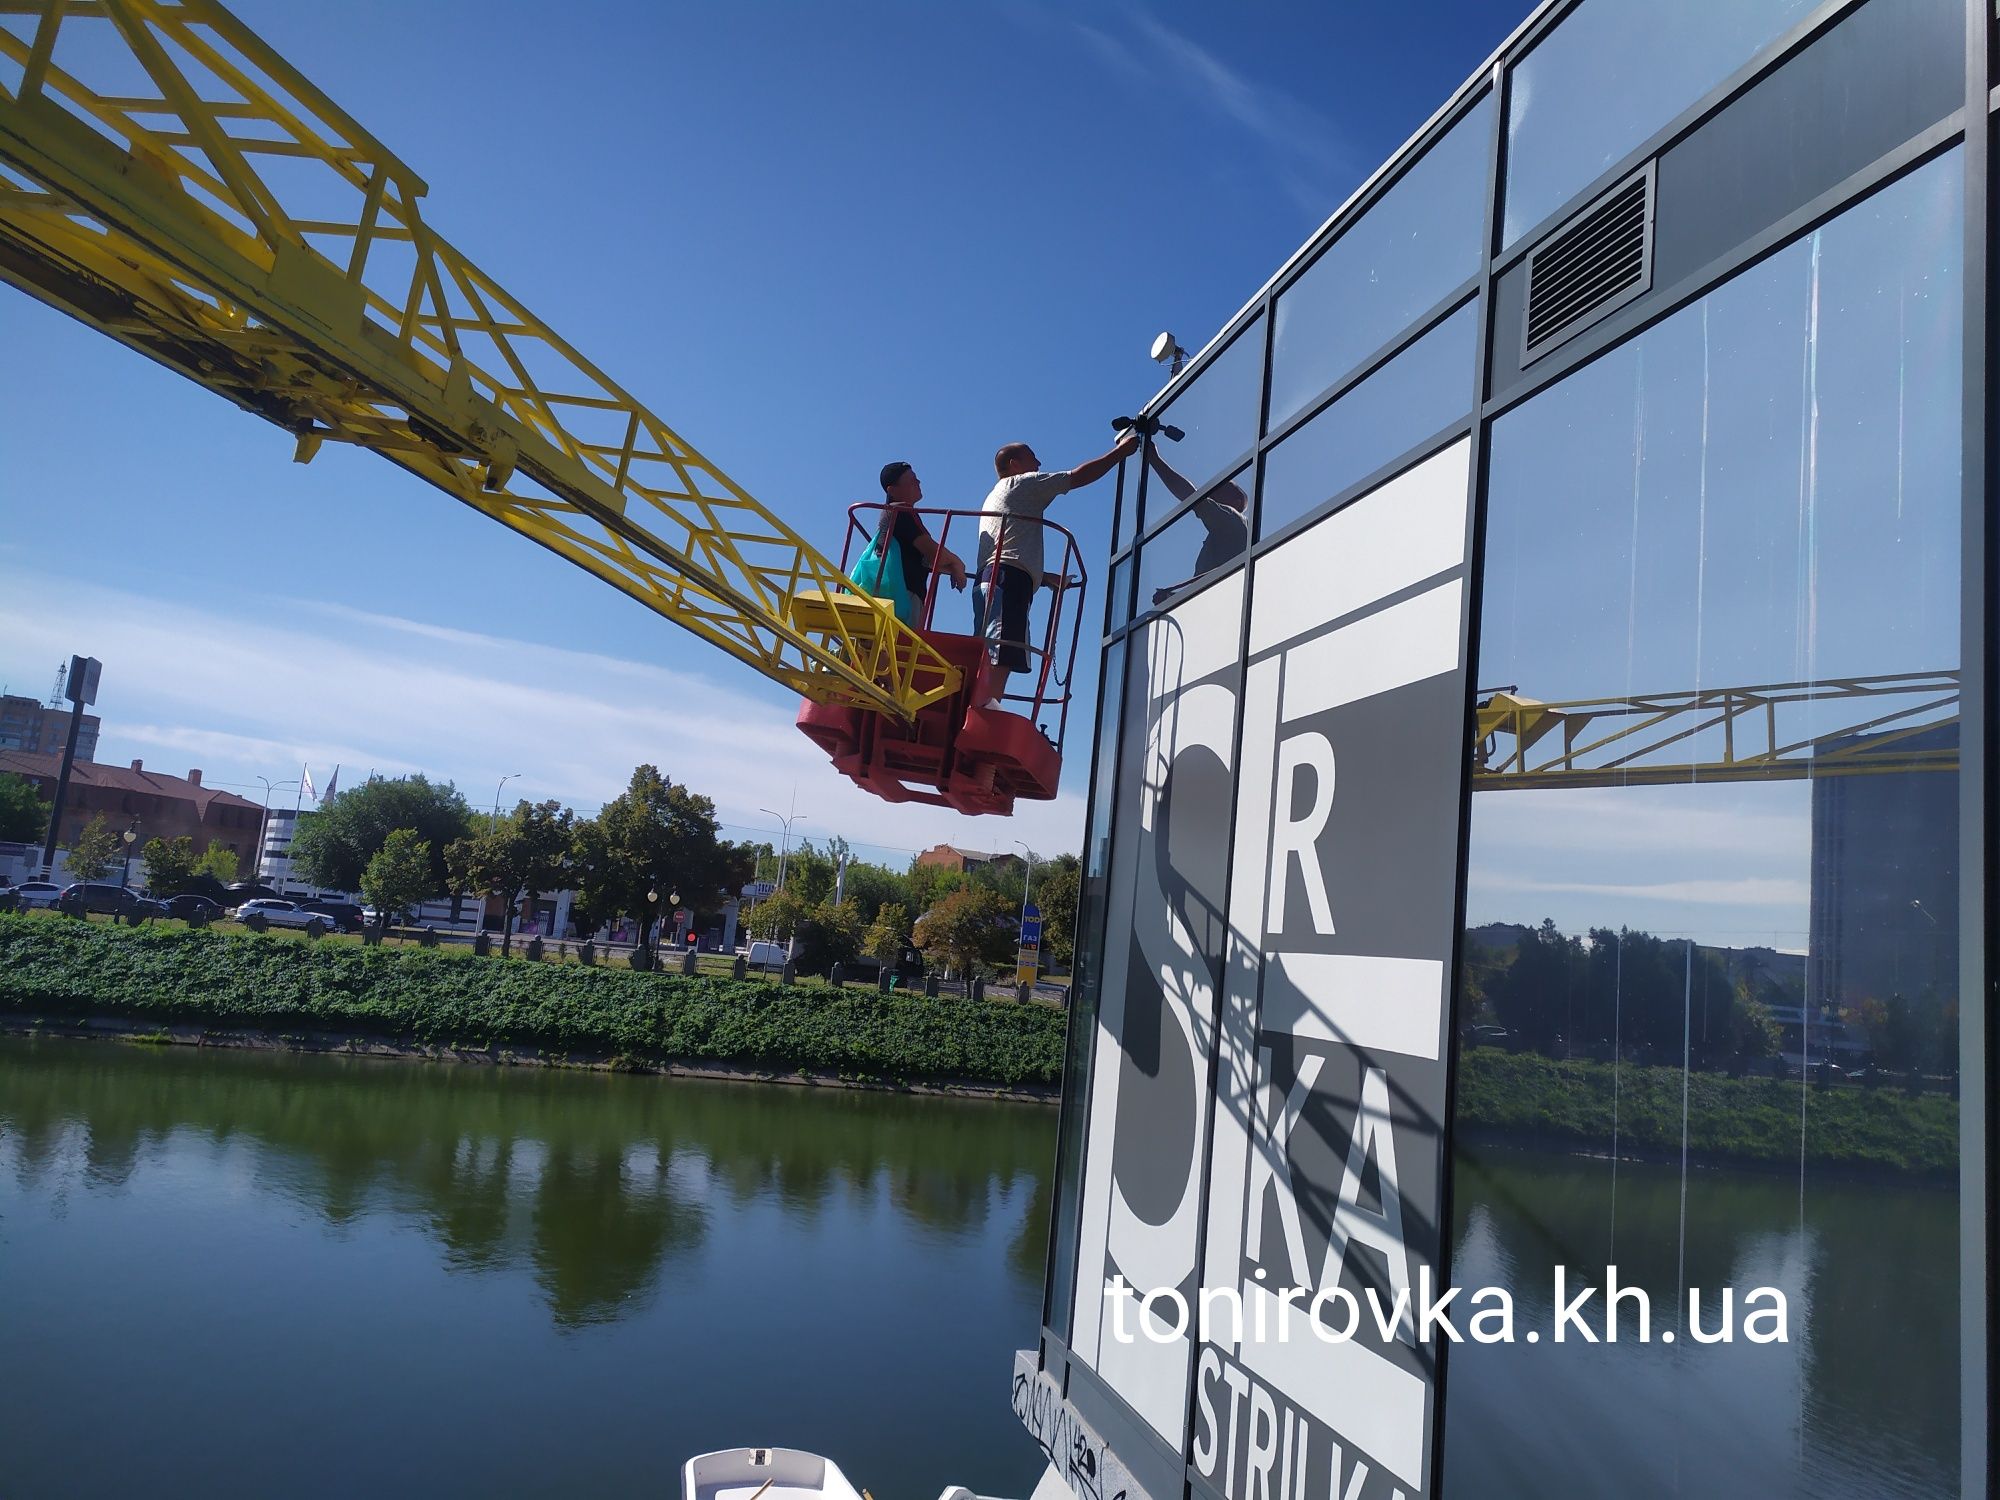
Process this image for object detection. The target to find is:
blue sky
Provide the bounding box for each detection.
[0,0,1526,865]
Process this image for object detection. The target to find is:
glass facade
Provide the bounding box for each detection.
[1258,298,1479,540]
[1268,96,1491,432]
[1502,0,1818,246]
[1032,4,1985,1499]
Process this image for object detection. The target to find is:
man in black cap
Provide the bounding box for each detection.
[875,461,967,615]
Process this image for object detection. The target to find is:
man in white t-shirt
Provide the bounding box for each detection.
[976,431,1138,707]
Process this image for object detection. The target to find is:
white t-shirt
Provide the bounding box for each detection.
[977,470,1074,581]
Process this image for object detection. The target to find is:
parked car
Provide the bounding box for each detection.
[164,892,222,922]
[297,898,365,933]
[233,899,332,935]
[222,881,280,911]
[10,880,62,910]
[60,882,155,916]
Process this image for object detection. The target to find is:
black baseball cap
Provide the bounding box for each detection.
[879,460,912,492]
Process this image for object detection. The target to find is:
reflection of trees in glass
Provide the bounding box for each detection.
[1481,920,1768,1067]
[1844,992,1957,1076]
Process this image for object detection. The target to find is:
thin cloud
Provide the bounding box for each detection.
[1063,6,1354,213]
[0,575,1088,858]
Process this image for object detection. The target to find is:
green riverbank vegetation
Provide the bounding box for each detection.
[0,913,1065,1089]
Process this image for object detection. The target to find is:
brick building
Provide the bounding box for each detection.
[0,751,263,866]
[913,843,1024,877]
[0,694,98,760]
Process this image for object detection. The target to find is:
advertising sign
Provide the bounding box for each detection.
[1016,901,1043,987]
[1053,441,1474,1500]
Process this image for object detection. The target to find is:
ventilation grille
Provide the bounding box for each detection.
[1523,165,1654,361]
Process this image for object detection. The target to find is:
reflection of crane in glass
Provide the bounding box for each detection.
[1473,670,1957,790]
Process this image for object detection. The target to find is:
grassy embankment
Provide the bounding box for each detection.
[0,912,1065,1090]
[0,916,1959,1168]
[1457,1048,1959,1178]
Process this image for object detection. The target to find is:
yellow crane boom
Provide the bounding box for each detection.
[0,0,959,719]
[1474,670,1958,790]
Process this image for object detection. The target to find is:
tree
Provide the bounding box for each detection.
[361,828,434,924]
[907,860,970,914]
[289,774,473,896]
[805,899,864,975]
[194,844,239,883]
[745,887,808,944]
[912,886,1013,978]
[862,902,910,964]
[1032,855,1080,966]
[570,766,755,948]
[0,772,50,843]
[142,835,198,896]
[838,860,913,926]
[449,800,573,954]
[65,814,119,882]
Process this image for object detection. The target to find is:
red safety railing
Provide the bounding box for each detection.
[838,502,1090,751]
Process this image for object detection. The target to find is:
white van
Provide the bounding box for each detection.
[741,939,789,968]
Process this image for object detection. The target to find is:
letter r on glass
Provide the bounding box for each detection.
[1269,731,1336,936]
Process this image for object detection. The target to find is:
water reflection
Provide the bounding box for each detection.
[1445,1147,1956,1498]
[0,1039,1054,1329]
[0,1037,1057,1498]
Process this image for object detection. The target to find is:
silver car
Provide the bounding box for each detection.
[234,898,331,935]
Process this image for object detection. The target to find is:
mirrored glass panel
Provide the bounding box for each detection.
[1113,456,1140,555]
[1106,554,1135,634]
[1258,299,1476,540]
[1503,0,1817,247]
[1135,463,1250,617]
[1269,95,1491,432]
[1444,150,1963,1498]
[1045,635,1127,1338]
[1157,315,1265,501]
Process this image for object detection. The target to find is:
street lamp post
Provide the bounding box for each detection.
[1012,840,1037,936]
[492,772,522,826]
[120,821,139,890]
[758,802,805,891]
[1012,840,1039,993]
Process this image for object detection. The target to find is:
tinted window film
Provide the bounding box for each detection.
[1268,95,1491,432]
[1157,316,1265,500]
[1135,464,1250,616]
[1044,636,1127,1338]
[1444,150,1963,1498]
[1504,0,1816,248]
[1258,299,1476,541]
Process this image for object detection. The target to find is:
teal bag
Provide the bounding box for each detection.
[849,518,919,625]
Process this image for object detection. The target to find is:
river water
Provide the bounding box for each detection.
[0,1038,1960,1497]
[0,1036,1056,1498]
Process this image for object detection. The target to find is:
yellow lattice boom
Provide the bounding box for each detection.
[1474,670,1959,790]
[0,0,959,718]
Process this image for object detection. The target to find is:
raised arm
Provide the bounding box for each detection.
[1064,431,1141,492]
[1145,443,1196,504]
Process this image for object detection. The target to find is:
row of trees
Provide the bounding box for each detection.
[6,758,1085,977]
[288,765,756,953]
[1468,919,1954,1076]
[739,843,1081,978]
[1468,920,1783,1066]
